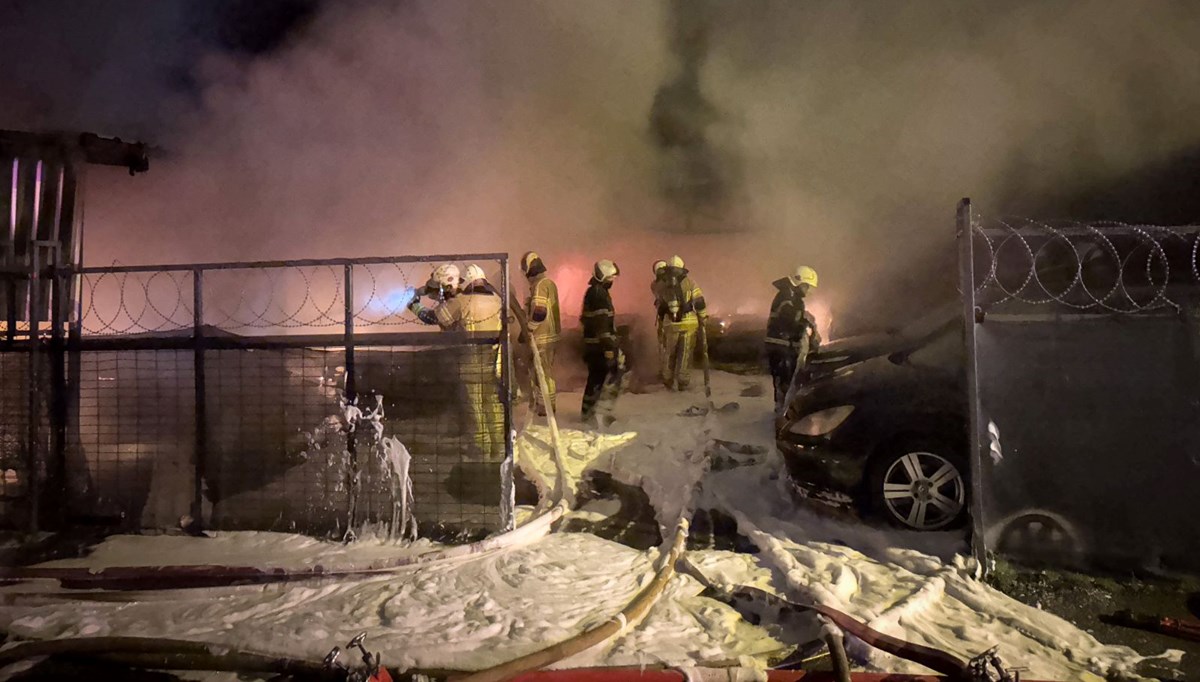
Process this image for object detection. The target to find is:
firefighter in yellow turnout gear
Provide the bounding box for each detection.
[409,263,506,461]
[518,251,560,416]
[660,255,707,391]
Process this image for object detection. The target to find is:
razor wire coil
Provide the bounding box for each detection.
[971,216,1200,314]
[76,258,507,336]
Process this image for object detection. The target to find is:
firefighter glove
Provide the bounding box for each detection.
[407,293,424,314]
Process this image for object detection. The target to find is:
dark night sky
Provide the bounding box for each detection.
[0,0,319,137]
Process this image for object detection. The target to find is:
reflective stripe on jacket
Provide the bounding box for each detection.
[525,274,561,344]
[766,277,815,348]
[664,275,706,332]
[581,279,618,351]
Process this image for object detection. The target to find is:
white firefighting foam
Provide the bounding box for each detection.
[0,372,1183,680]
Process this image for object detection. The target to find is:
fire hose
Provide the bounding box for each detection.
[0,636,334,677]
[0,499,568,591]
[448,517,692,682]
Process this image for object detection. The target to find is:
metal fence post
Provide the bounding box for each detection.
[957,198,988,571]
[192,268,207,524]
[499,255,514,530]
[26,249,41,532]
[343,263,358,536]
[46,268,67,529]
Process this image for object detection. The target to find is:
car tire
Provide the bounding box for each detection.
[866,438,968,531]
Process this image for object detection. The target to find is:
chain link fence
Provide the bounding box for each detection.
[961,202,1200,571]
[1,254,514,541]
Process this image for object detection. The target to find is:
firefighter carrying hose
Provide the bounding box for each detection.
[650,260,670,382]
[581,259,623,428]
[409,263,506,461]
[518,251,560,416]
[766,265,821,413]
[660,255,707,391]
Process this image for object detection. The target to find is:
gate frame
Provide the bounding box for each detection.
[6,253,514,535]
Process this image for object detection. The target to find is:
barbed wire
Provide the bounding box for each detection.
[77,258,508,336]
[80,270,195,335]
[971,216,1200,314]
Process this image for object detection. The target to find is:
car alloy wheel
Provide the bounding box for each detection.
[881,451,965,531]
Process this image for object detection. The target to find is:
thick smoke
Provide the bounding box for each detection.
[649,0,736,231]
[7,1,1200,332]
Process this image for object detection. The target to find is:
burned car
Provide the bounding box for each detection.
[776,305,969,531]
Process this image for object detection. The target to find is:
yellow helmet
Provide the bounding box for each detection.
[789,265,818,288]
[668,255,685,270]
[652,259,667,275]
[520,251,545,277]
[464,264,487,283]
[431,264,461,290]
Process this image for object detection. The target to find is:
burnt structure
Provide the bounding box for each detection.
[0,130,148,530]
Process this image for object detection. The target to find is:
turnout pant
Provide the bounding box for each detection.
[655,317,667,382]
[661,325,697,390]
[581,348,621,422]
[529,340,557,416]
[461,346,505,461]
[767,337,810,414]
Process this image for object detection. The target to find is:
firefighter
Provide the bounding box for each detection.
[660,255,707,391]
[409,263,506,461]
[766,265,821,413]
[650,260,670,382]
[581,259,623,427]
[518,251,560,416]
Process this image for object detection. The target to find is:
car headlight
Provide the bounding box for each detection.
[788,405,855,436]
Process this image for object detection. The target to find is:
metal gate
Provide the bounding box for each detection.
[2,255,516,540]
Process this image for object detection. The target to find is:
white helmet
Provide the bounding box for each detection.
[463,264,487,283]
[652,260,667,275]
[431,264,461,291]
[593,259,620,282]
[788,265,818,288]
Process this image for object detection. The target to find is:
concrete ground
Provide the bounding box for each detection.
[986,560,1199,681]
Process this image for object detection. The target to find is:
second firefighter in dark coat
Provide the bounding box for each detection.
[766,265,820,414]
[580,259,623,427]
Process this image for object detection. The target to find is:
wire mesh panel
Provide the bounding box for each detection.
[45,253,512,540]
[0,351,30,528]
[206,346,346,532]
[963,209,1200,571]
[354,344,507,538]
[70,350,195,529]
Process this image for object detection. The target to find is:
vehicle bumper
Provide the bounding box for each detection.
[775,437,868,504]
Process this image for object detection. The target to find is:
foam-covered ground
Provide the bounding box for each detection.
[0,372,1184,680]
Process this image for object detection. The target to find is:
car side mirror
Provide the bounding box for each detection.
[888,351,908,365]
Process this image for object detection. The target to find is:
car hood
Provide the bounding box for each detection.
[808,302,960,376]
[810,333,904,366]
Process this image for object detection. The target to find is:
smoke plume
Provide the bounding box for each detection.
[6,0,1200,332]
